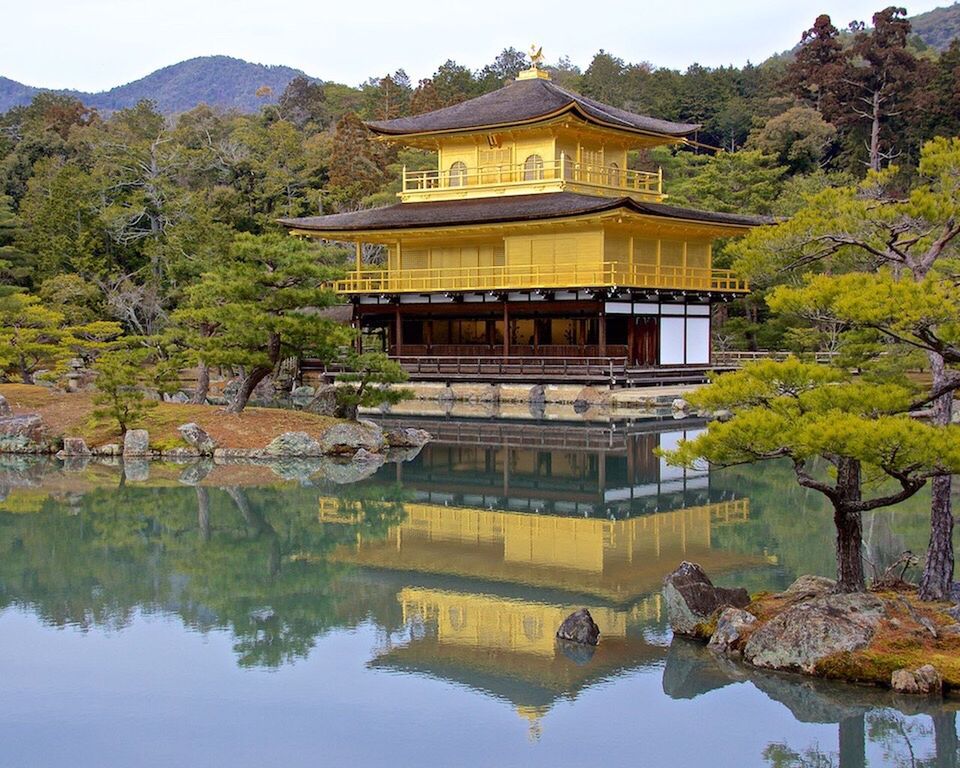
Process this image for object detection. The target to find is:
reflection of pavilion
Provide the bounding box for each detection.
[321,421,758,732]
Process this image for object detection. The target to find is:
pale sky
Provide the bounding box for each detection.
[2,0,950,91]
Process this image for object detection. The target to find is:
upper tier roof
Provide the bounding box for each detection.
[365,77,700,139]
[280,192,767,234]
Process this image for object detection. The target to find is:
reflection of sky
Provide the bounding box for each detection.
[0,607,851,768]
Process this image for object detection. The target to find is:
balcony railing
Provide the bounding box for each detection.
[333,260,748,294]
[401,158,662,200]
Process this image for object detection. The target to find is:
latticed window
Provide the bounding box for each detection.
[479,148,511,183]
[448,161,468,187]
[523,154,544,180]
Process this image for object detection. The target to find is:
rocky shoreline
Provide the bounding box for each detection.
[663,561,960,697]
[0,391,430,464]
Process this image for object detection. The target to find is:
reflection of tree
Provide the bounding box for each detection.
[0,481,410,669]
[763,742,836,768]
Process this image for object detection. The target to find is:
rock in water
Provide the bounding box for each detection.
[891,664,942,695]
[261,431,322,457]
[0,394,11,417]
[742,593,885,674]
[707,607,757,655]
[384,427,431,449]
[0,414,47,453]
[123,429,150,456]
[318,420,386,455]
[178,423,217,454]
[662,561,750,636]
[556,608,600,646]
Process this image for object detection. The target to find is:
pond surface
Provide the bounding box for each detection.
[0,417,957,767]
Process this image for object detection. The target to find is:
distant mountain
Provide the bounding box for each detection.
[911,2,960,50]
[0,55,316,115]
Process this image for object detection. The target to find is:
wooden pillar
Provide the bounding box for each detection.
[425,319,433,352]
[627,316,636,366]
[394,303,402,356]
[352,303,362,354]
[532,317,540,352]
[503,300,510,359]
[598,301,607,357]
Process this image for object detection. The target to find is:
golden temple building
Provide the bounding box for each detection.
[282,53,763,384]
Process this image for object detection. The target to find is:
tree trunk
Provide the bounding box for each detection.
[224,332,281,414]
[869,89,882,172]
[921,352,955,601]
[839,715,866,768]
[835,458,866,593]
[225,365,272,413]
[934,712,958,768]
[196,487,210,543]
[192,361,210,404]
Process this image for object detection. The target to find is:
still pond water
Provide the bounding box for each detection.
[1,417,957,767]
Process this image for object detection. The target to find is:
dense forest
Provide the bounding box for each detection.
[0,5,958,397]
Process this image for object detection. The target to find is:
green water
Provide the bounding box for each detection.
[0,419,956,767]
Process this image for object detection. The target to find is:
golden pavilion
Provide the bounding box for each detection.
[282,53,761,383]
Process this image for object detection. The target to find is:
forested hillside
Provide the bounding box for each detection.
[911,1,960,49]
[0,5,958,383]
[0,56,315,114]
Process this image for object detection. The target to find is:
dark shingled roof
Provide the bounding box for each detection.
[279,192,768,233]
[365,77,700,138]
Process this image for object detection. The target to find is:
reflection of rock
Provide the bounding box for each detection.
[662,561,750,636]
[123,458,150,482]
[556,608,600,645]
[268,458,324,482]
[318,420,385,455]
[178,460,214,485]
[743,593,885,674]
[556,638,597,665]
[891,665,942,695]
[316,450,386,484]
[662,637,746,699]
[178,423,216,454]
[707,607,756,655]
[163,447,202,461]
[61,456,90,473]
[123,429,150,457]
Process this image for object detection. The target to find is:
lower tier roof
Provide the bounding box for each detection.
[280,192,769,235]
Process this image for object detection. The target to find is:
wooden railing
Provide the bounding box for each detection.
[393,355,627,381]
[711,350,839,366]
[334,260,748,294]
[402,158,662,199]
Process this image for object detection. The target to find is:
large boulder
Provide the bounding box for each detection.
[318,420,386,455]
[891,664,942,695]
[742,593,886,674]
[261,431,322,457]
[178,423,217,454]
[555,608,600,646]
[305,385,338,416]
[57,437,91,458]
[123,429,150,457]
[783,575,837,599]
[707,607,757,655]
[0,414,47,453]
[0,394,11,417]
[662,561,751,636]
[384,427,431,449]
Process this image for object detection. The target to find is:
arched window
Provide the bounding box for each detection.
[523,154,544,181]
[608,162,621,187]
[448,161,468,187]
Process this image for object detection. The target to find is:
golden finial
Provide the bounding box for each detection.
[518,45,550,80]
[529,45,545,68]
